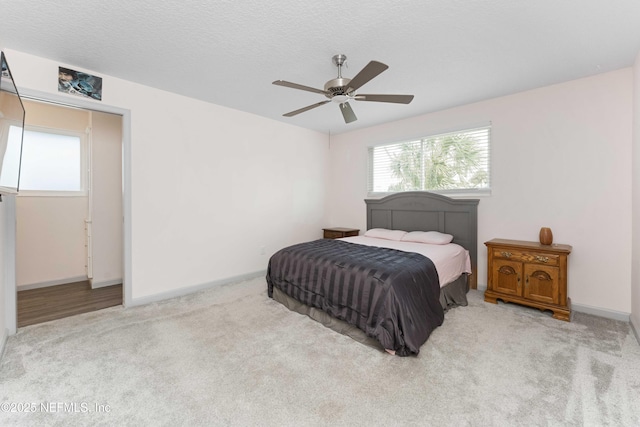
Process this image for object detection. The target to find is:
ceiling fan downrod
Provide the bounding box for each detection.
[332,54,347,78]
[326,54,351,97]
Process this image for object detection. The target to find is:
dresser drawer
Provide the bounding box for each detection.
[492,249,560,266]
[323,228,359,239]
[324,230,345,239]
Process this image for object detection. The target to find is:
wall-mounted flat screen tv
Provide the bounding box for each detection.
[0,51,25,194]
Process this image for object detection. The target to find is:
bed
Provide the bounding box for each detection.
[266,191,479,356]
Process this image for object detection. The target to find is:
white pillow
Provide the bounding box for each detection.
[401,231,453,245]
[364,228,408,241]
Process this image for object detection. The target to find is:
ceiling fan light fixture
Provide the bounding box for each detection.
[332,94,350,103]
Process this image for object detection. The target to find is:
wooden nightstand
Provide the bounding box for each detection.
[484,238,572,321]
[323,227,359,239]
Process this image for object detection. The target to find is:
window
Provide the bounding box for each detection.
[18,127,86,194]
[368,126,490,195]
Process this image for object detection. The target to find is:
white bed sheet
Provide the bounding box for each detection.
[339,236,471,287]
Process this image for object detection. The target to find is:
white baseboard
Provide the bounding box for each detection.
[127,270,266,308]
[90,278,122,289]
[477,287,631,323]
[18,276,88,291]
[571,302,630,323]
[0,328,8,363]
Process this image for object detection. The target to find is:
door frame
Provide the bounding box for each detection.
[4,88,132,334]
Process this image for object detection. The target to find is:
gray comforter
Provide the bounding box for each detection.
[266,239,444,356]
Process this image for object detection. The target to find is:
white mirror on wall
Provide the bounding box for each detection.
[0,51,25,194]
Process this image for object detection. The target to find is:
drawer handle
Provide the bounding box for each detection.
[501,251,512,258]
[535,256,549,263]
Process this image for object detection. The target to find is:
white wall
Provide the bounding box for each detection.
[0,196,6,343]
[16,100,90,288]
[4,49,329,302]
[90,111,123,287]
[0,195,17,339]
[17,197,87,286]
[328,69,633,315]
[632,51,640,332]
[0,41,8,344]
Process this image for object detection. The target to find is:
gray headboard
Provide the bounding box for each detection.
[365,191,479,288]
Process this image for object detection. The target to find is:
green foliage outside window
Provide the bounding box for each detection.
[369,127,490,194]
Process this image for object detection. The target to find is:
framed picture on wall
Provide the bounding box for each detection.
[58,66,102,101]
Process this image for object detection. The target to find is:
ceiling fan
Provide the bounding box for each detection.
[272,54,414,124]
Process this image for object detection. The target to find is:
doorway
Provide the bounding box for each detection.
[3,88,132,334]
[15,100,123,326]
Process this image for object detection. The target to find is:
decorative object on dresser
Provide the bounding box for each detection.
[539,227,553,245]
[484,238,572,321]
[323,227,359,239]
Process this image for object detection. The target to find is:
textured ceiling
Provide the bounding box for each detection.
[1,0,640,134]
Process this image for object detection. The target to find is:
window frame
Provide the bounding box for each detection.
[367,125,492,198]
[17,125,88,197]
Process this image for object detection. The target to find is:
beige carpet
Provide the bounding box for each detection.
[1,277,639,426]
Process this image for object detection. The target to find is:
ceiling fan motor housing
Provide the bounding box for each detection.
[324,78,352,98]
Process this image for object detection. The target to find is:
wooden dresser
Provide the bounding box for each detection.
[484,238,572,321]
[323,227,359,239]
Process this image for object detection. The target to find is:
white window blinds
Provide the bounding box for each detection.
[368,126,490,194]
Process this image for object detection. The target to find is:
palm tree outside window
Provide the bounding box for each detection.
[368,126,490,195]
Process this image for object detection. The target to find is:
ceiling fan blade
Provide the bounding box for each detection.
[354,94,414,104]
[283,100,331,117]
[346,61,389,92]
[273,80,328,95]
[339,102,357,123]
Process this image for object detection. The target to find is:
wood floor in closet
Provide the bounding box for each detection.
[17,281,123,327]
